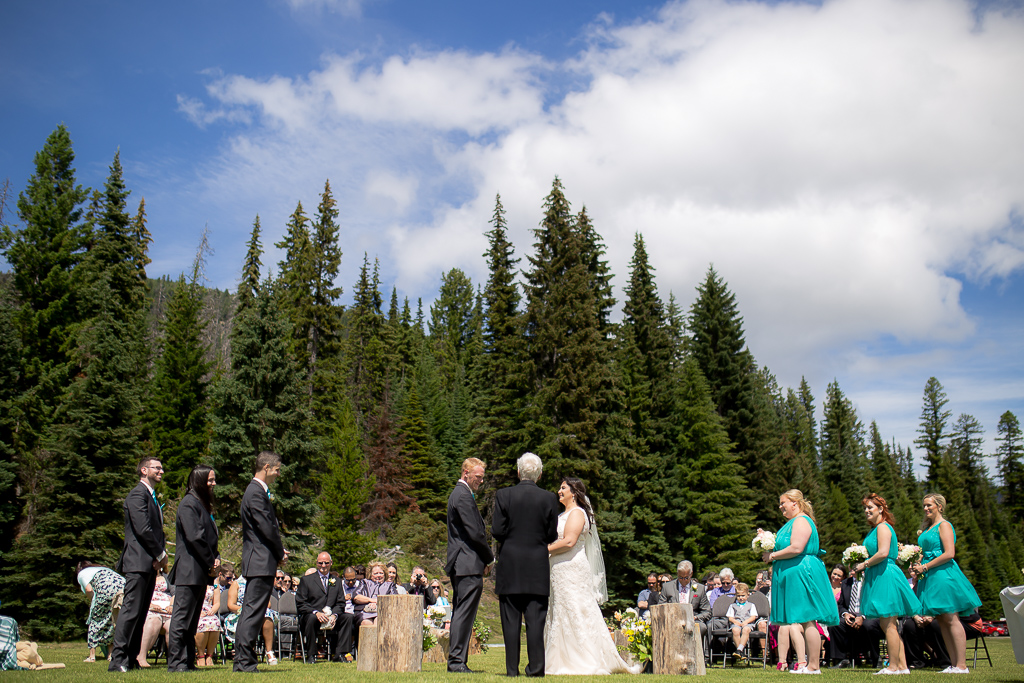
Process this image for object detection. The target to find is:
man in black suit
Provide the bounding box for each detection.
[658,560,712,638]
[167,465,220,672]
[234,451,289,673]
[296,552,351,664]
[109,457,168,672]
[403,565,438,607]
[445,457,494,674]
[492,452,559,677]
[829,575,883,668]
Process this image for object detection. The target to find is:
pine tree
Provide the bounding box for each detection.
[237,216,263,314]
[867,421,916,539]
[575,206,615,337]
[315,394,374,565]
[399,382,446,520]
[209,275,317,531]
[819,379,867,521]
[915,377,950,485]
[995,411,1024,524]
[361,395,413,534]
[276,202,315,376]
[0,276,22,560]
[146,237,212,489]
[671,357,756,578]
[817,482,863,560]
[347,255,389,420]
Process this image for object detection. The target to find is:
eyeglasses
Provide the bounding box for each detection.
[317,561,331,566]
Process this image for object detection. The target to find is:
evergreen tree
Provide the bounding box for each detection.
[276,202,315,376]
[428,268,475,375]
[347,255,389,419]
[995,411,1024,524]
[575,206,615,336]
[0,276,21,560]
[315,394,374,565]
[399,382,446,520]
[817,482,863,560]
[819,379,867,521]
[237,216,263,314]
[361,395,413,534]
[671,357,756,577]
[146,242,212,489]
[209,275,317,532]
[915,377,950,485]
[867,421,916,539]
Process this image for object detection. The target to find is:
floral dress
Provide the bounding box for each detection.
[224,577,278,642]
[80,567,126,648]
[197,585,222,633]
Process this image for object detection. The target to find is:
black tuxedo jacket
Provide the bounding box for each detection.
[446,481,493,577]
[116,482,166,574]
[296,572,342,616]
[240,480,285,577]
[838,576,863,617]
[492,480,559,595]
[168,492,219,587]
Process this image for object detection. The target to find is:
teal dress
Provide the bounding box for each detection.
[860,523,921,619]
[916,521,981,616]
[770,515,840,625]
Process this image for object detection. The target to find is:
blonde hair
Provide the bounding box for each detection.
[782,489,815,521]
[735,582,749,595]
[920,492,947,533]
[461,457,485,475]
[367,561,387,580]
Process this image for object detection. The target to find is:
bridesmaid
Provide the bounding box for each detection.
[911,493,981,674]
[763,489,840,674]
[850,494,920,675]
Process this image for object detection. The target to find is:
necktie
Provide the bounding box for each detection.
[322,575,328,593]
[151,490,163,520]
[850,580,861,613]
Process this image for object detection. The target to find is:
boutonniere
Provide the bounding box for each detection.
[691,583,700,592]
[329,578,336,586]
[268,492,275,501]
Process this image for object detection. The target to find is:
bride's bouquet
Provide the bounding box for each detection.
[897,543,922,566]
[842,544,869,565]
[611,608,652,665]
[752,529,776,553]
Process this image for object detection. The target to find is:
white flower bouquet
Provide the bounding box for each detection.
[842,545,869,565]
[425,604,447,629]
[752,529,776,553]
[897,543,922,566]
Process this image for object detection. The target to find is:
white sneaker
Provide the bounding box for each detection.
[267,653,278,666]
[875,668,899,675]
[790,665,808,674]
[804,669,822,675]
[897,670,910,675]
[952,668,969,674]
[940,667,955,674]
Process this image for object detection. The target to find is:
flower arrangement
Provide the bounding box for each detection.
[611,607,652,664]
[473,619,492,653]
[896,543,922,566]
[842,544,869,565]
[425,604,447,629]
[422,621,438,652]
[752,529,776,553]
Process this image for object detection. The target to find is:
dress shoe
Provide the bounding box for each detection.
[448,665,477,673]
[831,660,853,669]
[305,657,318,665]
[109,665,129,673]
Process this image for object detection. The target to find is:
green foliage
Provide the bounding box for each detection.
[388,510,447,560]
[916,377,950,485]
[995,410,1024,524]
[400,382,447,520]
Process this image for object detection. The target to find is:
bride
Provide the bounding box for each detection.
[545,477,640,675]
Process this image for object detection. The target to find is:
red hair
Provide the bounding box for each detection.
[862,493,895,526]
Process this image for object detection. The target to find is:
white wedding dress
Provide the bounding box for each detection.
[545,508,640,675]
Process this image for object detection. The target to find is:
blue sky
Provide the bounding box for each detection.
[2,0,1023,477]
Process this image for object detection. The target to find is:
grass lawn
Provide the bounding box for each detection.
[10,637,1020,681]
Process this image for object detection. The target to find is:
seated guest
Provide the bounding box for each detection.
[828,572,883,668]
[137,574,174,668]
[76,560,126,663]
[355,562,397,625]
[754,569,771,596]
[637,572,660,620]
[354,565,366,581]
[708,567,736,607]
[727,583,766,659]
[273,571,287,599]
[194,583,222,666]
[296,552,349,664]
[335,567,362,659]
[0,603,20,672]
[703,572,721,595]
[659,560,711,637]
[224,575,279,665]
[386,563,408,595]
[431,579,452,627]
[829,565,846,606]
[402,566,437,606]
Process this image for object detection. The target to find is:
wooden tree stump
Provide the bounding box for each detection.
[612,629,637,666]
[423,629,451,663]
[356,624,377,672]
[376,594,423,673]
[651,602,706,676]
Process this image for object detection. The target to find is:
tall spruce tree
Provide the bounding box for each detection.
[276,202,315,377]
[399,381,446,520]
[915,377,950,485]
[819,379,867,521]
[995,410,1024,524]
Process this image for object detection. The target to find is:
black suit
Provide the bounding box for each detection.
[445,480,494,672]
[109,481,166,671]
[234,479,285,672]
[167,492,219,672]
[296,572,352,662]
[830,577,883,664]
[492,480,559,676]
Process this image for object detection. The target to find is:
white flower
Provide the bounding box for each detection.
[752,530,776,552]
[896,544,922,565]
[842,545,869,564]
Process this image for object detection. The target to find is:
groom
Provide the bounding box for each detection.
[492,453,560,677]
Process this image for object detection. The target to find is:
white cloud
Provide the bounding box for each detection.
[285,0,365,18]
[177,0,1024,416]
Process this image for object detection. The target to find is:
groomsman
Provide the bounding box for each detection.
[167,465,220,672]
[445,457,494,674]
[109,458,168,672]
[234,451,289,673]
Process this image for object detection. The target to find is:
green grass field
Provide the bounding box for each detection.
[9,637,1021,681]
